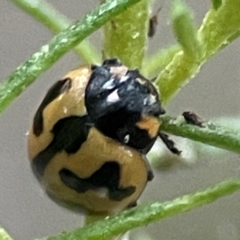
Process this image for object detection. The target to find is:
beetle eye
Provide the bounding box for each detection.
[123,134,130,144]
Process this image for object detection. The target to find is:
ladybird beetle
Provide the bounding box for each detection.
[27,58,175,214]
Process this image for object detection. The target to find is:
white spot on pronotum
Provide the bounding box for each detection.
[119,75,129,83]
[148,94,156,104]
[143,94,156,106]
[110,66,128,78]
[102,78,115,89]
[107,89,120,103]
[143,97,148,105]
[123,134,130,144]
[25,131,29,136]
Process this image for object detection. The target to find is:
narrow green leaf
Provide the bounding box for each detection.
[11,0,100,63]
[198,0,240,59]
[161,115,240,154]
[155,0,240,105]
[0,0,141,114]
[142,45,181,77]
[37,179,240,240]
[171,0,201,60]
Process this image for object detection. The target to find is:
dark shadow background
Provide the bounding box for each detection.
[1,1,240,240]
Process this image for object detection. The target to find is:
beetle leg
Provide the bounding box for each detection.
[159,132,181,155]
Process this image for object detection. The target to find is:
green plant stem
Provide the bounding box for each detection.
[155,0,240,105]
[142,45,181,77]
[161,115,240,154]
[0,226,13,240]
[0,0,142,114]
[10,0,100,63]
[103,0,150,69]
[84,214,125,240]
[37,179,240,240]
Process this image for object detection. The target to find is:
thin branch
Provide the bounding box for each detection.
[0,0,142,114]
[161,115,240,154]
[142,45,181,77]
[37,179,240,240]
[10,0,100,63]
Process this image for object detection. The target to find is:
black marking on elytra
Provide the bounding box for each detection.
[32,115,89,178]
[159,132,181,155]
[94,109,157,153]
[33,78,72,136]
[147,170,154,181]
[59,161,136,201]
[46,190,88,214]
